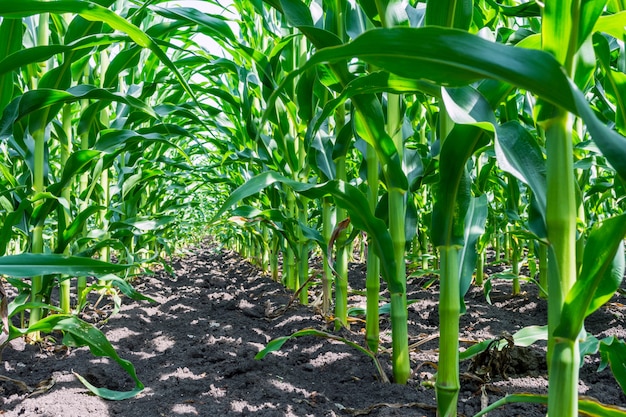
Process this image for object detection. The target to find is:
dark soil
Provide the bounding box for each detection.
[1,242,625,417]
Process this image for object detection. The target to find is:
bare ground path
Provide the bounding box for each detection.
[1,241,625,416]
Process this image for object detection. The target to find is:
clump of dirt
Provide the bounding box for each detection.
[1,241,624,417]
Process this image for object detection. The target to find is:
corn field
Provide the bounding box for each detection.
[1,0,626,416]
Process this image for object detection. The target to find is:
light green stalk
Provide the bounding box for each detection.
[322,197,334,315]
[365,142,380,352]
[542,0,581,415]
[298,196,309,305]
[332,0,349,330]
[99,50,111,272]
[387,93,410,384]
[334,156,349,329]
[545,110,579,417]
[437,245,461,416]
[284,187,297,291]
[261,227,270,274]
[270,233,280,282]
[59,104,73,313]
[28,13,50,334]
[475,248,485,287]
[375,0,410,385]
[511,236,520,295]
[76,95,90,304]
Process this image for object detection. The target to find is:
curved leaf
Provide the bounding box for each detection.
[0,85,157,139]
[0,254,129,277]
[556,214,626,340]
[0,0,198,107]
[600,337,626,396]
[255,328,374,360]
[9,315,143,400]
[459,195,488,307]
[295,27,626,180]
[473,393,626,417]
[211,171,400,293]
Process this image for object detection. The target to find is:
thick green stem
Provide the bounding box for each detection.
[29,13,49,332]
[284,188,297,291]
[511,237,520,295]
[261,227,269,274]
[387,92,410,384]
[545,110,579,417]
[334,158,349,329]
[365,142,380,353]
[270,234,280,281]
[549,339,580,417]
[475,248,485,287]
[494,232,501,262]
[298,196,309,305]
[436,246,461,417]
[59,105,72,313]
[322,197,334,315]
[538,243,548,298]
[545,117,577,344]
[539,0,579,378]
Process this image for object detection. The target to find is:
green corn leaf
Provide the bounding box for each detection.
[103,45,141,89]
[580,334,601,360]
[578,0,608,50]
[56,206,104,254]
[264,0,407,192]
[229,206,323,255]
[151,6,236,42]
[460,325,548,361]
[511,325,549,347]
[8,302,64,318]
[593,11,626,41]
[0,0,198,108]
[556,214,626,340]
[120,169,164,199]
[111,216,176,233]
[600,337,626,395]
[255,328,374,360]
[485,0,541,17]
[0,199,30,257]
[56,150,102,191]
[279,0,314,27]
[431,132,479,247]
[0,86,157,139]
[542,0,575,66]
[95,129,173,153]
[0,18,23,112]
[459,194,488,310]
[97,274,156,303]
[459,338,493,361]
[425,0,472,30]
[291,27,626,180]
[0,254,129,277]
[472,393,626,417]
[495,121,547,238]
[0,35,126,77]
[432,86,493,247]
[594,33,626,135]
[306,27,572,101]
[8,315,143,400]
[307,71,439,144]
[211,171,400,293]
[309,132,336,180]
[348,299,420,317]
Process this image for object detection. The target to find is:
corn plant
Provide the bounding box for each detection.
[212,2,626,416]
[0,0,234,399]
